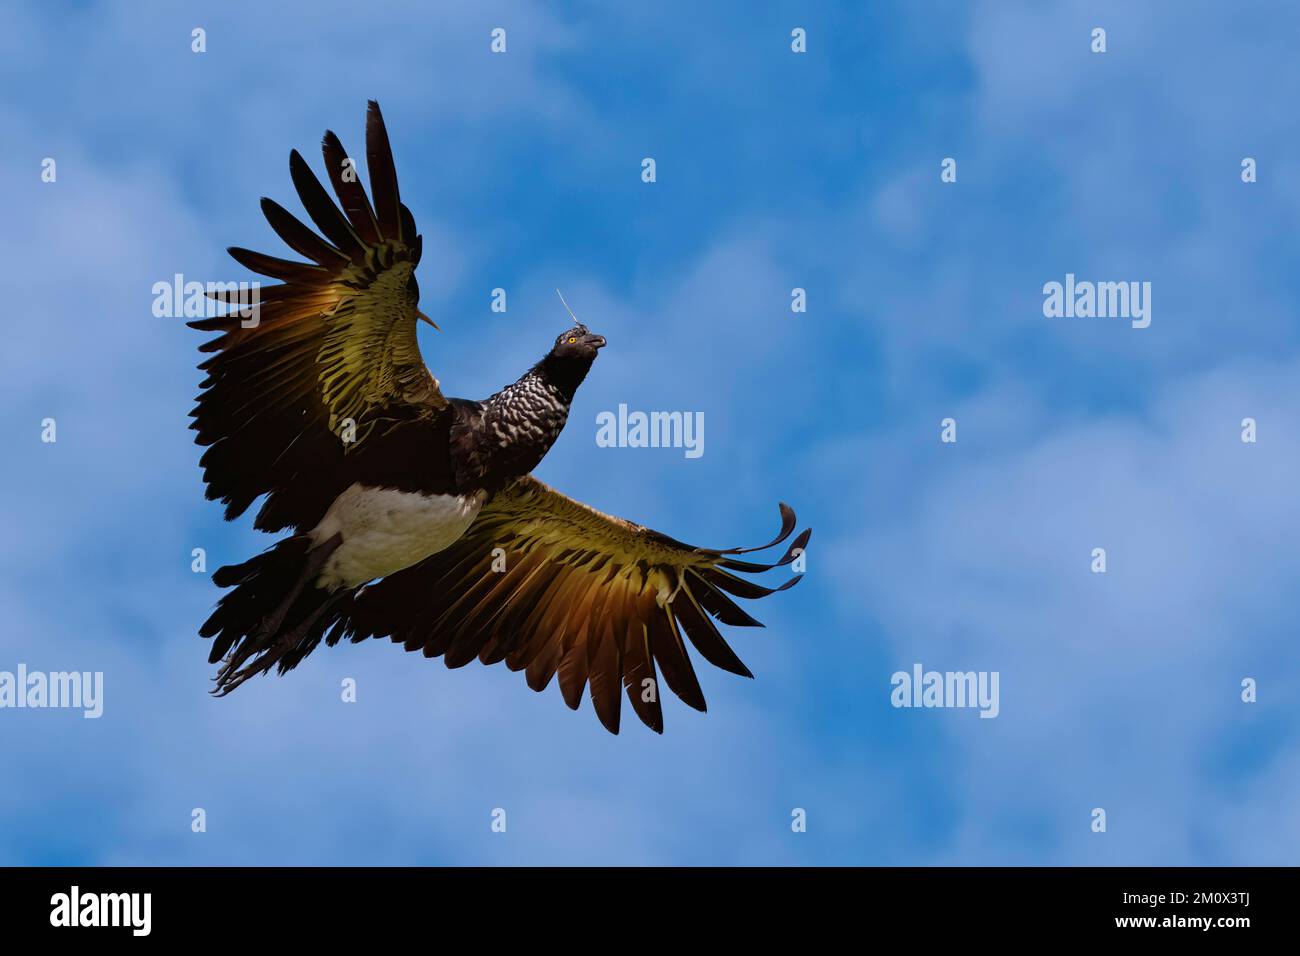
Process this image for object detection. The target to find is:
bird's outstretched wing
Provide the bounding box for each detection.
[346,476,810,734]
[189,101,443,533]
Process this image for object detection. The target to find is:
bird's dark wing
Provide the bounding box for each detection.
[189,101,444,533]
[347,475,810,734]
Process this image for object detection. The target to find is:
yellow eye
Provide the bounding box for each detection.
[567,337,576,343]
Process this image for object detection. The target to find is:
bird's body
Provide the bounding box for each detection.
[305,336,600,589]
[189,101,808,733]
[311,483,486,590]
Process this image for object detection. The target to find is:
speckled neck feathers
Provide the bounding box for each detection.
[450,352,595,488]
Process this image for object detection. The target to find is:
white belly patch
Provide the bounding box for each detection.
[311,483,486,589]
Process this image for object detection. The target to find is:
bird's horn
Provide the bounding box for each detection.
[555,289,586,332]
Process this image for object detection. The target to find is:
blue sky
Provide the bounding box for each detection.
[2,0,1298,865]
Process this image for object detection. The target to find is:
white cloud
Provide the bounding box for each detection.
[824,357,1300,862]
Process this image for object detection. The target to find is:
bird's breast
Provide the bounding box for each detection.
[310,482,486,589]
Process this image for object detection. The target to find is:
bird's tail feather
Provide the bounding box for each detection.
[200,534,354,695]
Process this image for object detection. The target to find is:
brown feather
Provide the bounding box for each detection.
[259,197,349,267]
[365,100,403,240]
[673,585,753,678]
[347,476,808,734]
[321,130,382,244]
[288,149,367,263]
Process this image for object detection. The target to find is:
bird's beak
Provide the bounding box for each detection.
[417,309,440,330]
[586,334,606,349]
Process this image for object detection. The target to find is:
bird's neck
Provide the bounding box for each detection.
[477,356,593,480]
[535,352,595,403]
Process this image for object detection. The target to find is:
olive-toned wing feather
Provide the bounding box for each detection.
[346,476,810,734]
[189,101,443,533]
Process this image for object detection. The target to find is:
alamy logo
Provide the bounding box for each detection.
[50,886,151,936]
[151,272,260,325]
[890,663,1000,718]
[0,664,103,718]
[1042,273,1151,328]
[596,404,704,459]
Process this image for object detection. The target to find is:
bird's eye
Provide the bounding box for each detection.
[567,337,576,344]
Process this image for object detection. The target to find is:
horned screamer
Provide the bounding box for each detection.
[189,102,809,733]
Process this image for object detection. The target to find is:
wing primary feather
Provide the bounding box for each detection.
[716,502,797,555]
[441,557,532,668]
[320,130,382,244]
[716,528,813,572]
[647,596,707,712]
[673,585,754,678]
[365,100,402,240]
[400,203,418,247]
[226,247,327,285]
[686,569,765,626]
[587,610,623,734]
[519,572,586,692]
[288,149,367,263]
[476,549,554,664]
[550,577,596,708]
[697,567,802,601]
[259,197,349,267]
[622,616,664,733]
[556,639,589,711]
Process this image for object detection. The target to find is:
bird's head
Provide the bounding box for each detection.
[549,324,607,361]
[547,291,606,363]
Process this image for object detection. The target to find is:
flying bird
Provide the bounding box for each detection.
[189,101,809,734]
